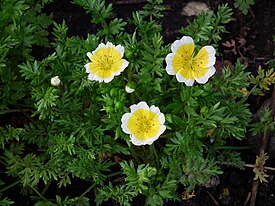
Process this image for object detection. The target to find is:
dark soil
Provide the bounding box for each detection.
[2,0,275,205]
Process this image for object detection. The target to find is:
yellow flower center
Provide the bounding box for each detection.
[127,109,160,141]
[99,54,115,70]
[89,47,124,79]
[172,44,209,80]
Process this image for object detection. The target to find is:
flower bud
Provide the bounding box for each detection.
[51,76,61,86]
[125,85,135,93]
[125,81,136,93]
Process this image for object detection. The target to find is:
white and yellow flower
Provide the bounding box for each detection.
[165,36,216,86]
[121,101,166,146]
[85,42,129,83]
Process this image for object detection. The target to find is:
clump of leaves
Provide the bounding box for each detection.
[180,4,233,48]
[0,0,273,205]
[234,0,255,15]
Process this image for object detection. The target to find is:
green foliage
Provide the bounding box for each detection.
[0,0,52,108]
[249,67,275,96]
[234,0,255,15]
[250,108,275,135]
[216,151,245,170]
[121,161,157,194]
[0,198,14,206]
[96,183,136,206]
[0,126,23,149]
[140,0,165,20]
[34,195,90,206]
[180,4,232,48]
[0,0,271,205]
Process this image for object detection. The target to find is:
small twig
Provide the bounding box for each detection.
[79,182,96,199]
[0,180,21,193]
[206,191,220,206]
[244,192,251,206]
[249,132,269,206]
[250,179,259,206]
[249,85,275,206]
[271,85,275,120]
[1,108,32,114]
[113,0,147,5]
[244,164,275,172]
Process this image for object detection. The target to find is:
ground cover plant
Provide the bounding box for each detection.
[0,0,275,205]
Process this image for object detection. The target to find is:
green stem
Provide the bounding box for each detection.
[129,144,140,162]
[150,144,159,168]
[1,108,32,114]
[0,159,7,166]
[214,146,253,150]
[42,180,52,196]
[27,183,48,201]
[0,180,20,193]
[79,182,96,199]
[106,171,122,178]
[127,65,136,104]
[238,84,258,104]
[134,91,142,102]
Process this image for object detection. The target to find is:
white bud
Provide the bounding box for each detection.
[51,76,61,86]
[125,85,135,93]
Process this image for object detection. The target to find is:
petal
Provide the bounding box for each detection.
[140,125,166,145]
[176,72,195,86]
[106,41,115,48]
[195,66,216,84]
[149,105,160,114]
[194,46,216,68]
[165,53,176,75]
[171,36,194,53]
[115,44,125,57]
[90,73,104,82]
[103,75,114,83]
[84,63,91,73]
[149,106,165,125]
[158,113,165,125]
[87,52,93,60]
[156,125,166,138]
[121,113,131,134]
[97,43,107,50]
[171,39,183,53]
[87,73,94,81]
[130,135,144,146]
[130,101,149,113]
[113,60,129,76]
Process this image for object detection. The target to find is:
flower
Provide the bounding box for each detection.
[84,42,129,83]
[51,76,61,86]
[121,101,166,146]
[165,36,216,86]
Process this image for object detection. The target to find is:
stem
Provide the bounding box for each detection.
[249,86,275,206]
[271,85,275,120]
[27,183,48,201]
[214,146,252,150]
[106,171,122,178]
[244,164,275,172]
[1,108,32,114]
[129,144,140,162]
[150,144,159,168]
[42,180,52,196]
[238,84,258,104]
[134,91,142,101]
[0,180,21,193]
[79,182,96,199]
